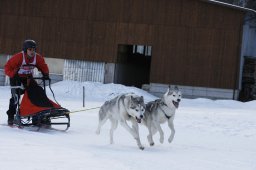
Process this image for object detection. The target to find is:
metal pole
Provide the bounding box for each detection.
[83,86,85,107]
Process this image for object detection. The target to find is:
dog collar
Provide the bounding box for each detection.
[160,101,168,107]
[163,111,171,119]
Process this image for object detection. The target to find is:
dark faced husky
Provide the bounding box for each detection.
[96,93,146,150]
[143,86,181,146]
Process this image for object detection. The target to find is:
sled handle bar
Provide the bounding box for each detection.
[32,77,51,80]
[10,85,25,90]
[30,77,51,91]
[32,77,60,106]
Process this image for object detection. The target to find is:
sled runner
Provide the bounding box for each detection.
[12,77,70,131]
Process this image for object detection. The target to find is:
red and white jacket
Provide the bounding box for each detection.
[5,51,49,78]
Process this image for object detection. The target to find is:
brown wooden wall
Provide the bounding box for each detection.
[0,0,244,89]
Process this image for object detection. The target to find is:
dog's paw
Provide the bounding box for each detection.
[168,137,173,143]
[160,137,164,144]
[139,146,145,150]
[95,130,100,135]
[147,135,154,144]
[168,135,174,143]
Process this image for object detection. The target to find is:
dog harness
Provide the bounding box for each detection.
[150,99,171,119]
[158,101,171,119]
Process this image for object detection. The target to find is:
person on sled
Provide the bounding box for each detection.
[4,39,50,125]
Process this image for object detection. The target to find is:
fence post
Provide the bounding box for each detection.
[83,86,85,107]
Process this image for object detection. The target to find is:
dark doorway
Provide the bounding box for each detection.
[239,56,256,101]
[114,44,152,88]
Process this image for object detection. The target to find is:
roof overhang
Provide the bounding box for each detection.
[200,0,256,13]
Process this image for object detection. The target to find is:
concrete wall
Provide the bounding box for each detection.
[146,83,239,100]
[104,63,115,84]
[0,54,8,68]
[0,55,8,85]
[45,58,64,74]
[0,69,5,85]
[44,57,64,84]
[1,52,241,100]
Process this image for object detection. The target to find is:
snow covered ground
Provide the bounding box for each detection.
[0,80,256,170]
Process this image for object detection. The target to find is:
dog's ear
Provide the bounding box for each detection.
[140,96,144,102]
[168,84,172,91]
[129,96,136,107]
[167,85,174,95]
[166,85,170,93]
[130,95,135,102]
[174,86,179,91]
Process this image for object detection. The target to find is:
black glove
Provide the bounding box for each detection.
[10,74,21,86]
[13,73,21,81]
[26,74,33,79]
[43,74,50,80]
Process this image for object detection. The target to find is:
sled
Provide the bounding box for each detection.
[13,77,70,131]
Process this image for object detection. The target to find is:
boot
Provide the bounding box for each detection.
[7,116,14,126]
[32,116,39,126]
[41,118,51,128]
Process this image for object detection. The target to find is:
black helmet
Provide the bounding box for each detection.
[23,39,36,53]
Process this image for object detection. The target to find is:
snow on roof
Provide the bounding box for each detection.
[200,0,256,13]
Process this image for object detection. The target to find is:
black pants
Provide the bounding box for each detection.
[6,77,26,120]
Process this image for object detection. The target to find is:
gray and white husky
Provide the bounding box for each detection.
[143,86,182,146]
[96,93,146,150]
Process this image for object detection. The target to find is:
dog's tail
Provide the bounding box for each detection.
[99,106,107,121]
[96,106,107,135]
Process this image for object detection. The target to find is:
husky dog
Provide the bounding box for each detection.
[143,86,181,146]
[96,93,146,150]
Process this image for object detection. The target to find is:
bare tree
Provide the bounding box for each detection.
[246,0,256,10]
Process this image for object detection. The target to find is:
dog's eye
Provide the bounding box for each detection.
[141,109,145,112]
[136,109,139,112]
[173,95,176,97]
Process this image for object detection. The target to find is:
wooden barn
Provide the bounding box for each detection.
[0,0,255,100]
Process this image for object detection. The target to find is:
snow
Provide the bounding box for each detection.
[0,80,256,170]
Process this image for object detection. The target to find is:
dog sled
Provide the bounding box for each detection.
[12,77,70,131]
